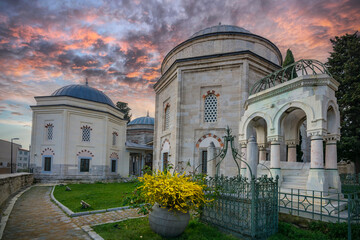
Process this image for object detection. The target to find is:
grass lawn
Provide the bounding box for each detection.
[269,221,360,240]
[92,217,239,240]
[53,182,138,212]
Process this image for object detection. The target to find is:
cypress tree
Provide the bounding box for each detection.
[282,49,298,79]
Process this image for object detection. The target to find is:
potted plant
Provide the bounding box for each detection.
[136,170,209,238]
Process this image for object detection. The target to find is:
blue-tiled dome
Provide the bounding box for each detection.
[128,116,154,125]
[51,84,115,107]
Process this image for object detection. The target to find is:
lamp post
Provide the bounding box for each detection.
[10,138,19,173]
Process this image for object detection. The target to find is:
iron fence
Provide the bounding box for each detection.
[201,175,278,240]
[340,174,360,186]
[279,188,360,240]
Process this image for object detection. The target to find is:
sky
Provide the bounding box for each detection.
[0,0,359,148]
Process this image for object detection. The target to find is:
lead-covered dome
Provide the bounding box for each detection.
[128,116,154,126]
[191,25,251,38]
[160,25,282,75]
[51,84,115,107]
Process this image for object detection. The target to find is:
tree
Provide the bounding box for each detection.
[116,101,132,123]
[327,32,360,173]
[282,49,298,79]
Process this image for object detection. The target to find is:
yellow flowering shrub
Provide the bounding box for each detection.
[138,171,210,213]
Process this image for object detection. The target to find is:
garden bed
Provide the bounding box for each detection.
[92,216,239,240]
[53,182,137,212]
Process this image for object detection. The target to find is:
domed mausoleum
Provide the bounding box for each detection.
[30,82,128,182]
[154,24,282,175]
[154,25,341,194]
[126,113,154,176]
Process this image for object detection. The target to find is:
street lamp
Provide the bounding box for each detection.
[10,138,19,174]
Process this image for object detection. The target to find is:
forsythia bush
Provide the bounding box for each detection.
[138,171,210,213]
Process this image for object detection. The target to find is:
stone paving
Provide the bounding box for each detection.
[2,186,141,240]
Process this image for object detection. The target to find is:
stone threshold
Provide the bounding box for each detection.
[50,185,131,217]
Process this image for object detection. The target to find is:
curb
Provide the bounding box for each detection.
[50,185,131,217]
[81,225,104,240]
[82,215,148,240]
[0,186,32,240]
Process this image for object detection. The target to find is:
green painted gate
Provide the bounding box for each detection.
[199,127,279,239]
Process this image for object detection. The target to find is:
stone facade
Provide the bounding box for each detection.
[0,139,21,174]
[126,116,154,176]
[154,25,282,175]
[30,85,128,182]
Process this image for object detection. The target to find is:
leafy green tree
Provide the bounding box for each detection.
[327,32,360,172]
[282,49,298,79]
[116,101,132,123]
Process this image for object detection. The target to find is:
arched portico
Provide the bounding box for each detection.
[240,67,341,193]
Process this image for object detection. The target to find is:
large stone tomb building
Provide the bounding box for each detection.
[30,83,128,182]
[153,25,341,193]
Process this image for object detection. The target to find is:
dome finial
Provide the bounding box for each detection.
[146,110,149,117]
[85,78,88,86]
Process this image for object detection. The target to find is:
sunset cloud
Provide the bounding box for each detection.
[0,0,359,147]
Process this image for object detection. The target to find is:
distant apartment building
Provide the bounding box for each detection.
[17,148,30,171]
[0,139,21,174]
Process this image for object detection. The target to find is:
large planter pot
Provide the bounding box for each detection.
[149,204,190,238]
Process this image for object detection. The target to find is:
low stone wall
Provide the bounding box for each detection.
[0,173,33,207]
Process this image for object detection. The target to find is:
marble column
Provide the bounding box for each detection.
[306,134,328,193]
[286,140,298,162]
[325,135,341,192]
[240,141,247,177]
[247,136,258,179]
[270,139,281,181]
[207,142,217,177]
[258,144,267,162]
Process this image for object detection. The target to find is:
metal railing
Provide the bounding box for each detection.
[201,175,278,240]
[340,173,360,186]
[278,188,360,240]
[250,59,331,95]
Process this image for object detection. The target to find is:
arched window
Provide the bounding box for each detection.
[164,105,170,130]
[112,132,118,146]
[204,94,217,122]
[81,125,92,142]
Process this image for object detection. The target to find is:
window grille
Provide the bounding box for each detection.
[47,125,53,140]
[80,158,90,172]
[204,94,218,122]
[164,106,170,130]
[44,157,51,171]
[111,159,116,172]
[82,126,91,142]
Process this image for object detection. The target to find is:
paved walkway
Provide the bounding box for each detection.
[2,186,140,240]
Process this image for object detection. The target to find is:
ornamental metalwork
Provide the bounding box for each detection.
[250,59,332,95]
[198,127,279,240]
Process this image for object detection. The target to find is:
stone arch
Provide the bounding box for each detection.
[196,133,224,148]
[41,147,55,156]
[240,111,272,141]
[326,100,340,135]
[110,152,119,159]
[77,149,94,157]
[161,138,171,152]
[273,101,314,135]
